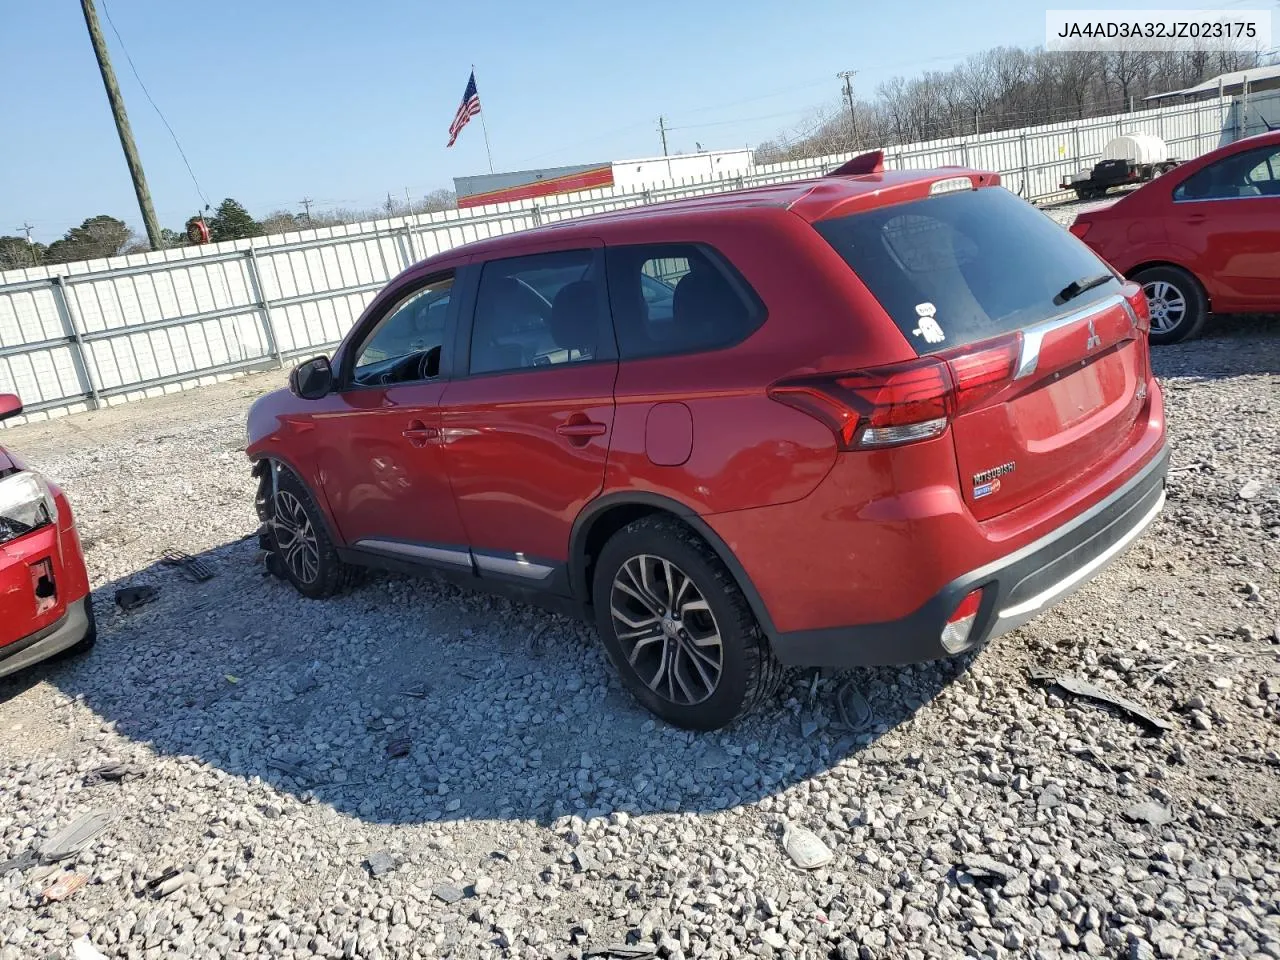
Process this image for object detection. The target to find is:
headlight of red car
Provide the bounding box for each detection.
[0,471,58,546]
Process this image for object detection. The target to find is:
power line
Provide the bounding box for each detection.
[100,0,211,213]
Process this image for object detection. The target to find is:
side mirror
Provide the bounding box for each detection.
[0,393,22,422]
[289,356,333,400]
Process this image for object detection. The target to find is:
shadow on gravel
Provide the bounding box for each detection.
[3,537,966,827]
[1152,313,1280,381]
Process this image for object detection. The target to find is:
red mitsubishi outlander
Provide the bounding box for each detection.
[247,155,1167,729]
[1,393,96,680]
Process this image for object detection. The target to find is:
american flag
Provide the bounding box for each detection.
[447,71,481,148]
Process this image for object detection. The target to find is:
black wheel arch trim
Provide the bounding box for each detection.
[568,491,780,642]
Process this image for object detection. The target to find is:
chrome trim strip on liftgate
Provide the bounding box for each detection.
[1014,293,1127,381]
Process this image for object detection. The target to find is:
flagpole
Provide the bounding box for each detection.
[474,64,494,174]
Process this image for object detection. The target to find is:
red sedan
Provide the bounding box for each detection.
[1070,129,1280,344]
[0,393,95,680]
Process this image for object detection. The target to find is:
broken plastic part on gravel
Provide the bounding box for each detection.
[42,871,88,901]
[1030,671,1173,732]
[781,822,833,869]
[114,585,159,612]
[38,809,115,863]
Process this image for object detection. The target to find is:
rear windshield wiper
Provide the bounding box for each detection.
[1055,272,1114,305]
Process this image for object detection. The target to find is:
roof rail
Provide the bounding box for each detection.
[828,150,884,176]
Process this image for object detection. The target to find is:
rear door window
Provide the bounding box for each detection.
[814,186,1120,354]
[1175,145,1280,200]
[605,244,764,359]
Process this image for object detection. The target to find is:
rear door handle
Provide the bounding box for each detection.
[402,420,440,447]
[1185,213,1207,223]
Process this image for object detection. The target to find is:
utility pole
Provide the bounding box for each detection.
[837,70,858,147]
[80,0,162,251]
[657,116,669,156]
[405,186,413,217]
[299,198,313,222]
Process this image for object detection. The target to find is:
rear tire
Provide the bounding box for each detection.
[591,516,783,730]
[268,468,362,599]
[1132,265,1207,345]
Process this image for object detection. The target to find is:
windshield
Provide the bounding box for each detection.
[814,186,1120,354]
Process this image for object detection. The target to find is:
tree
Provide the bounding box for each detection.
[259,210,301,235]
[208,198,262,242]
[43,215,131,264]
[160,228,189,249]
[0,236,44,269]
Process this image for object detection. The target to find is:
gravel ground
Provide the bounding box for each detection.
[1,307,1278,959]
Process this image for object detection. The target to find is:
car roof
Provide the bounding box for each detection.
[440,167,993,262]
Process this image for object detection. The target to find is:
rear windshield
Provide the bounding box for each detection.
[814,186,1120,354]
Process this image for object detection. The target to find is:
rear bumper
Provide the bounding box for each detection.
[0,595,94,681]
[772,444,1168,667]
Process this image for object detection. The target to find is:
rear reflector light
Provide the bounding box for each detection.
[1069,220,1091,240]
[768,336,1020,451]
[941,588,984,654]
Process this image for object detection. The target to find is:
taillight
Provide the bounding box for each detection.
[769,336,1020,451]
[1069,220,1091,240]
[769,359,950,451]
[941,587,984,653]
[948,335,1019,412]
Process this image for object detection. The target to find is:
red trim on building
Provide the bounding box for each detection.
[458,165,615,208]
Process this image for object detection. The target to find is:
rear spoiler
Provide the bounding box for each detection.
[828,150,884,176]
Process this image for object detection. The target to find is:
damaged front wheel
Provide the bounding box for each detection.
[256,463,362,599]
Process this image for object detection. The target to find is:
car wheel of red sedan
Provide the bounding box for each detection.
[269,470,362,599]
[1133,265,1207,345]
[592,516,783,730]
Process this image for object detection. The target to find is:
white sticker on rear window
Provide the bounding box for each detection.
[912,302,946,344]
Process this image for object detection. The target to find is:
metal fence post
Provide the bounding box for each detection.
[49,275,101,409]
[531,205,543,227]
[399,227,418,267]
[961,140,969,167]
[1073,124,1081,165]
[1019,131,1030,195]
[245,250,284,367]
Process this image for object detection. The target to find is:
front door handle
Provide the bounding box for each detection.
[402,420,440,447]
[556,418,608,445]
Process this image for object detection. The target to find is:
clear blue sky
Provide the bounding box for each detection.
[0,0,1259,241]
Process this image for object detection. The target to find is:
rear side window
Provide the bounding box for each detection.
[605,244,763,360]
[1174,145,1280,200]
[814,187,1120,354]
[469,249,606,374]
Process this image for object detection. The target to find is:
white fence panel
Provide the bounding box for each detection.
[2,91,1273,425]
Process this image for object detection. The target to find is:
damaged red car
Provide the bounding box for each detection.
[0,393,95,680]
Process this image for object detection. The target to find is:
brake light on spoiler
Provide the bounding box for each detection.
[768,334,1020,450]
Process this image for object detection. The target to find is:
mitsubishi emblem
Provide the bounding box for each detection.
[1085,318,1102,351]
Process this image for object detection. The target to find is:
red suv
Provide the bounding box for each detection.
[247,156,1168,729]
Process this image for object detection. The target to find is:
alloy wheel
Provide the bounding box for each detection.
[609,554,724,706]
[273,490,320,585]
[1142,279,1187,335]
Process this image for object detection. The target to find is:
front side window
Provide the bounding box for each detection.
[1174,146,1280,201]
[353,276,452,386]
[469,249,604,374]
[605,244,763,360]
